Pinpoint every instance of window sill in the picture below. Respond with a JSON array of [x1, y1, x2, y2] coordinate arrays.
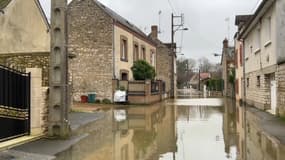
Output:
[[264, 41, 272, 48], [120, 58, 128, 62], [254, 48, 261, 54]]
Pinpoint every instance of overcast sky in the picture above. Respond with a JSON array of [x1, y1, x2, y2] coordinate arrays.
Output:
[[40, 0, 262, 63]]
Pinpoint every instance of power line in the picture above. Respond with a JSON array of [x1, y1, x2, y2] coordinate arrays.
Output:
[[168, 0, 177, 14]]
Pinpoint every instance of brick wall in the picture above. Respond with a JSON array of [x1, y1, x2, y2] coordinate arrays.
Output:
[[245, 71, 271, 110], [68, 0, 114, 101], [0, 53, 49, 86], [156, 44, 171, 97], [277, 63, 285, 116]]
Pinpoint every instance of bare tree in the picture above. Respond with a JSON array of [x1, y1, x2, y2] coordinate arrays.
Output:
[[177, 58, 196, 88], [198, 57, 213, 72]]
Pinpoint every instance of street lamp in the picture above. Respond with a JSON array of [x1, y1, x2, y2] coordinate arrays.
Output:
[[213, 53, 222, 57], [170, 13, 189, 98]]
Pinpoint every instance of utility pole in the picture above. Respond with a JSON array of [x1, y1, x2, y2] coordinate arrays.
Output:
[[198, 69, 200, 91], [171, 13, 188, 98], [48, 0, 70, 138], [170, 13, 175, 98]]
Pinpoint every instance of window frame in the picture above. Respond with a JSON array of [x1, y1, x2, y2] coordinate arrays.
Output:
[[141, 45, 146, 60], [133, 41, 139, 62], [120, 35, 128, 62]]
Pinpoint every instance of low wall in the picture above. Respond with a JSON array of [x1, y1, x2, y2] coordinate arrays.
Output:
[[113, 79, 163, 104]]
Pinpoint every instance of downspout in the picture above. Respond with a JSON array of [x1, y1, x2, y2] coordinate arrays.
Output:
[[242, 38, 247, 160], [112, 21, 116, 79]]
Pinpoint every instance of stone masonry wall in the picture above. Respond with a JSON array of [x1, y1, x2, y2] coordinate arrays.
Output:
[[277, 63, 285, 116], [156, 44, 171, 97], [0, 53, 49, 86], [245, 70, 271, 110], [68, 0, 114, 101]]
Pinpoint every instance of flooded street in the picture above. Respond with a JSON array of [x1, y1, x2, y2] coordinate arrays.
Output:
[[80, 98, 240, 160]]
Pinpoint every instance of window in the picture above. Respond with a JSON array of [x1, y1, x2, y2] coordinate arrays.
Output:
[[141, 46, 146, 60], [235, 49, 238, 67], [239, 43, 243, 66], [256, 28, 261, 50], [120, 36, 128, 61], [247, 78, 249, 88], [267, 17, 272, 42], [133, 43, 139, 62], [236, 79, 239, 94], [257, 76, 260, 87], [120, 70, 129, 80], [150, 50, 155, 67]]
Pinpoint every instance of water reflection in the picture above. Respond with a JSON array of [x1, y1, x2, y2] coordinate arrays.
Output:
[[113, 103, 176, 160], [235, 101, 285, 160], [80, 98, 285, 160]]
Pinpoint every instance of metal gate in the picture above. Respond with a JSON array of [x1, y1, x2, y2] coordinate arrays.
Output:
[[0, 65, 30, 142]]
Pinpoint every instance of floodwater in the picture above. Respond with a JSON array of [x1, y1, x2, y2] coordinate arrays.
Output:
[[64, 94, 285, 160], [80, 97, 239, 160]]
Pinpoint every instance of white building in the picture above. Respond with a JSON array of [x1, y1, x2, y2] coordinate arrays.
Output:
[[238, 0, 285, 116]]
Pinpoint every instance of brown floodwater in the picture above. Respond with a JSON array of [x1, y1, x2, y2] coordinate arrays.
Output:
[[80, 98, 240, 160]]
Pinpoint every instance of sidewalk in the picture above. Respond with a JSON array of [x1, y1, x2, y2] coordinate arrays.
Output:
[[0, 111, 108, 160], [247, 106, 285, 145], [72, 102, 113, 112]]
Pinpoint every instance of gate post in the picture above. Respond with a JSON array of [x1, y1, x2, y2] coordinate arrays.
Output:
[[48, 0, 70, 138]]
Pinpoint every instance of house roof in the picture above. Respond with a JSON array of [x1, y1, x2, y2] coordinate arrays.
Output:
[[93, 0, 156, 46], [190, 72, 211, 85], [235, 15, 253, 26], [200, 73, 211, 80], [0, 0, 50, 30], [239, 0, 275, 39], [0, 0, 11, 10], [35, 0, 50, 30]]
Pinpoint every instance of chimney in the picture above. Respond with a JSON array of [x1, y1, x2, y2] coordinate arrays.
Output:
[[151, 25, 158, 39], [223, 38, 229, 48]]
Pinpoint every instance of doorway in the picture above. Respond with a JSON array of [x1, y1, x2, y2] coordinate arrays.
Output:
[[270, 80, 277, 114]]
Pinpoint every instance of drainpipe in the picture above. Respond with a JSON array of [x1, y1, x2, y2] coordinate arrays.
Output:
[[112, 21, 116, 79], [242, 39, 247, 160]]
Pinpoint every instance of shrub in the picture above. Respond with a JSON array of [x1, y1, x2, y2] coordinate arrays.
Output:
[[95, 99, 101, 103], [102, 98, 112, 104], [118, 86, 126, 91], [131, 60, 156, 80]]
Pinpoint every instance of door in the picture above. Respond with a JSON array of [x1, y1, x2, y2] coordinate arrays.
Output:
[[270, 80, 277, 114]]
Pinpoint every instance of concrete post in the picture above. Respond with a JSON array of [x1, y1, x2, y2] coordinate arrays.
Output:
[[48, 0, 70, 138]]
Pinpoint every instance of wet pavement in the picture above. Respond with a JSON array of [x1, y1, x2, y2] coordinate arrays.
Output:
[[6, 96, 285, 160], [82, 98, 238, 160]]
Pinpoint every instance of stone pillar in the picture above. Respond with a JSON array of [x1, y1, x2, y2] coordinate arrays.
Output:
[[112, 79, 119, 101], [145, 80, 151, 104], [26, 68, 44, 135]]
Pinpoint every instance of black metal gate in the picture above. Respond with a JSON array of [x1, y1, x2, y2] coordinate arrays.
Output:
[[0, 65, 30, 142]]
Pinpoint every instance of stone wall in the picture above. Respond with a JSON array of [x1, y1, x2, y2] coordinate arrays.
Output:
[[156, 44, 171, 98], [277, 63, 285, 116], [68, 0, 114, 101], [245, 70, 271, 110], [0, 53, 49, 86]]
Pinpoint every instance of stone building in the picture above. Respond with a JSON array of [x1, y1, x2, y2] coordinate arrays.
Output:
[[221, 39, 235, 98], [0, 0, 50, 86], [238, 0, 285, 116], [234, 15, 253, 102], [0, 0, 50, 136], [68, 0, 157, 101], [149, 25, 176, 98]]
